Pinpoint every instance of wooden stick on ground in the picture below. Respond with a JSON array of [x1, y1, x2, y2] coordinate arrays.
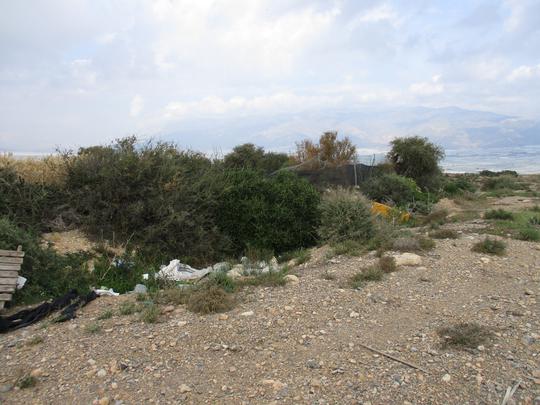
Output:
[[357, 342, 429, 374]]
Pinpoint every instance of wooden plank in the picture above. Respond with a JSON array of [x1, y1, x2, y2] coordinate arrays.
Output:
[[0, 277, 18, 285], [0, 270, 19, 277], [0, 257, 24, 264], [0, 293, 13, 301], [0, 285, 15, 293], [0, 249, 25, 257], [0, 264, 21, 271]]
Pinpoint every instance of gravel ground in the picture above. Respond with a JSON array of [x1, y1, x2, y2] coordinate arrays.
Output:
[[1, 229, 539, 404]]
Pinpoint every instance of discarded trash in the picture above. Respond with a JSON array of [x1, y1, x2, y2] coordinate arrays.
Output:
[[142, 273, 149, 280], [156, 259, 212, 281], [16, 276, 27, 290], [95, 287, 119, 297]]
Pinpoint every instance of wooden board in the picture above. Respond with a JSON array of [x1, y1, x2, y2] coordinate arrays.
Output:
[[0, 257, 24, 265], [0, 270, 19, 278], [0, 249, 25, 258], [0, 264, 21, 271], [0, 277, 18, 285], [0, 285, 15, 293], [0, 293, 13, 301]]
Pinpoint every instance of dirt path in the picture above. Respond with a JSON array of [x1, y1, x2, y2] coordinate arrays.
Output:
[[1, 230, 539, 404]]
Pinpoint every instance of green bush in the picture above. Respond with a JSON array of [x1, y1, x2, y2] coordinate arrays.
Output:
[[387, 136, 444, 191], [63, 137, 230, 266], [443, 175, 477, 195], [517, 228, 540, 241], [318, 188, 374, 244], [361, 174, 418, 206], [223, 143, 289, 174], [484, 209, 514, 220], [217, 169, 320, 254], [481, 176, 520, 191], [472, 238, 506, 255], [0, 218, 93, 304]]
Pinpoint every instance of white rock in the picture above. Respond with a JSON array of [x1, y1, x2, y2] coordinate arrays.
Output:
[[393, 253, 422, 266], [97, 369, 107, 378], [349, 311, 360, 318], [240, 311, 254, 317], [284, 274, 299, 284], [442, 373, 451, 382], [179, 384, 192, 393]]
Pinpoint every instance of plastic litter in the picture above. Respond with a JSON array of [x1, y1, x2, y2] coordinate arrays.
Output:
[[94, 287, 120, 297], [156, 259, 212, 281], [16, 276, 27, 290]]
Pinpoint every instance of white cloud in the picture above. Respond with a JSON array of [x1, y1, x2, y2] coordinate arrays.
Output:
[[357, 4, 399, 24], [130, 95, 144, 117], [409, 75, 444, 96], [507, 64, 540, 81]]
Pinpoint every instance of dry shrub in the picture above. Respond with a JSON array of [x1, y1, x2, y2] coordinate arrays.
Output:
[[429, 229, 459, 239], [438, 323, 493, 349], [186, 285, 235, 314], [472, 238, 506, 255], [379, 256, 397, 273], [0, 154, 66, 186]]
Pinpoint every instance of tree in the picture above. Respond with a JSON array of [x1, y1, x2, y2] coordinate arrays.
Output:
[[294, 131, 356, 167], [223, 143, 289, 174], [387, 136, 444, 190]]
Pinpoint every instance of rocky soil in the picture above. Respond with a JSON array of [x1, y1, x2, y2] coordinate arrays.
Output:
[[1, 225, 539, 404]]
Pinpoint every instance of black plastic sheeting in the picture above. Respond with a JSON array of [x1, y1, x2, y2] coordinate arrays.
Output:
[[0, 289, 97, 333]]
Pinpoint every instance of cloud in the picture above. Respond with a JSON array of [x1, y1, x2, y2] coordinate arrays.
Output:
[[130, 95, 144, 117], [409, 75, 444, 96], [507, 64, 540, 81]]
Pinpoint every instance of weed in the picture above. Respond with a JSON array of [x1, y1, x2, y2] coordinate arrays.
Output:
[[422, 209, 448, 226], [530, 205, 540, 213], [186, 285, 235, 314], [97, 310, 113, 320], [151, 287, 191, 306], [528, 215, 540, 226], [139, 303, 160, 323], [236, 270, 288, 288], [135, 293, 148, 302], [331, 239, 365, 256], [26, 336, 44, 346], [378, 256, 397, 273], [16, 375, 37, 389], [484, 209, 514, 220], [208, 271, 237, 293], [350, 267, 383, 289], [438, 322, 493, 349], [118, 301, 138, 316], [418, 236, 436, 250], [291, 248, 311, 265], [517, 228, 540, 241], [472, 238, 506, 255], [429, 229, 459, 239], [84, 322, 102, 334]]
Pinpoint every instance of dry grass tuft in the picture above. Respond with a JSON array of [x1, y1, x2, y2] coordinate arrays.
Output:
[[438, 322, 493, 349], [186, 285, 235, 314]]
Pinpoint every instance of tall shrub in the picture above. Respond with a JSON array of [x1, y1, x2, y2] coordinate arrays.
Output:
[[217, 170, 320, 254], [361, 174, 418, 206], [318, 188, 375, 243]]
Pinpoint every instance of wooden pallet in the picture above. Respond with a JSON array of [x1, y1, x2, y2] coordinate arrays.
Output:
[[0, 246, 24, 310]]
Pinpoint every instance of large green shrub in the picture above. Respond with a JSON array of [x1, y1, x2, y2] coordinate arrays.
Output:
[[217, 170, 320, 254], [63, 137, 230, 265], [387, 136, 444, 191], [318, 188, 374, 243], [361, 173, 418, 206]]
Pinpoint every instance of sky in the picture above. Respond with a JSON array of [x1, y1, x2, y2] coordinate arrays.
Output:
[[1, 0, 540, 153]]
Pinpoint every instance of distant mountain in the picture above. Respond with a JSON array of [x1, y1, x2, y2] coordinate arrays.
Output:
[[162, 106, 540, 154]]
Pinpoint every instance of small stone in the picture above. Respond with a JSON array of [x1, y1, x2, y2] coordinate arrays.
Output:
[[306, 359, 321, 369], [97, 369, 107, 378], [98, 398, 110, 405], [88, 359, 96, 366], [533, 370, 540, 378], [177, 321, 187, 327], [393, 253, 422, 266], [477, 345, 485, 351], [442, 374, 451, 382], [133, 284, 147, 294], [179, 384, 192, 393], [30, 368, 43, 378], [218, 314, 229, 321], [284, 306, 293, 311], [261, 379, 286, 391], [480, 257, 490, 264], [163, 305, 175, 313], [240, 311, 254, 317], [349, 311, 360, 318]]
